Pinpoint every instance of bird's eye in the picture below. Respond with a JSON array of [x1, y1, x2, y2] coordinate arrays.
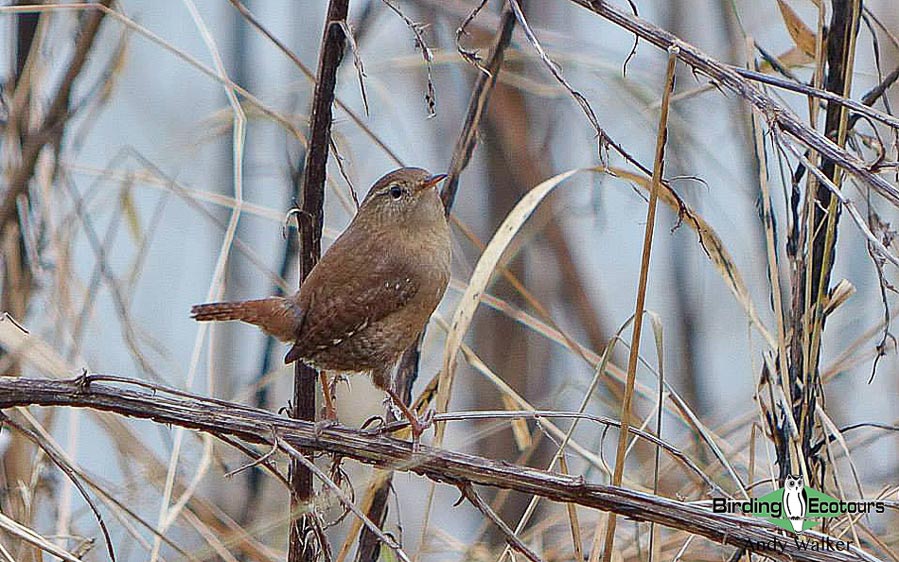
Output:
[[388, 185, 403, 199]]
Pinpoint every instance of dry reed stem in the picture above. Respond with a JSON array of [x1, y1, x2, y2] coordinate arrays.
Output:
[[598, 46, 678, 562]]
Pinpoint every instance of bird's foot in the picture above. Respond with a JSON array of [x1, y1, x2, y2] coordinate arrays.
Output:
[[407, 409, 434, 449], [319, 403, 339, 422], [385, 388, 432, 448], [381, 394, 404, 421], [319, 371, 338, 421]]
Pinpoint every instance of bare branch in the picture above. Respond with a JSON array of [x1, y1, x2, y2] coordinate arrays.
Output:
[[0, 376, 882, 562], [441, 6, 516, 212], [459, 483, 544, 562]]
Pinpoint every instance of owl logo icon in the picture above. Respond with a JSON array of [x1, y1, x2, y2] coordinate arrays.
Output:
[[783, 475, 808, 532]]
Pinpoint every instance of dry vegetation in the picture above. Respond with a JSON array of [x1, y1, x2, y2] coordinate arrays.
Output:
[[0, 0, 897, 561]]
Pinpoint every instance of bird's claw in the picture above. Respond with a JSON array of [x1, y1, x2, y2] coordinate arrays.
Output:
[[408, 409, 434, 449]]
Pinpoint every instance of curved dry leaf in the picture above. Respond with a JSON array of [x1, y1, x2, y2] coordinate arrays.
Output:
[[438, 168, 582, 431], [759, 46, 815, 73], [776, 0, 817, 56], [440, 165, 776, 431]]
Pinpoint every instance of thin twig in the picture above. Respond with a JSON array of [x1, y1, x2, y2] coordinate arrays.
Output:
[[279, 439, 410, 562], [459, 483, 543, 562], [731, 66, 899, 130], [336, 20, 370, 116], [0, 412, 117, 561], [506, 0, 602, 150], [455, 0, 492, 70], [380, 0, 437, 116], [569, 0, 899, 210], [226, 0, 403, 164], [442, 7, 516, 213]]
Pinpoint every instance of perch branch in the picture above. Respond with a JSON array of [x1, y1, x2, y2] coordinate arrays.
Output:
[[0, 376, 882, 562]]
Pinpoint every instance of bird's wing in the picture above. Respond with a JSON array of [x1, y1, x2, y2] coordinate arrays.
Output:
[[288, 239, 420, 360]]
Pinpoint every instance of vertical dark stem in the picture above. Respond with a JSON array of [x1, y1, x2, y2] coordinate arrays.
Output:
[[440, 9, 516, 214], [805, 0, 856, 305], [784, 0, 859, 484], [14, 1, 40, 84], [288, 1, 348, 561]]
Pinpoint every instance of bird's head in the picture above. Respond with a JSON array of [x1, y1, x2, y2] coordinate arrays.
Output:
[[357, 167, 448, 230]]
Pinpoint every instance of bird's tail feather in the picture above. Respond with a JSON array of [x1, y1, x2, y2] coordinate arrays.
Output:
[[190, 297, 301, 342]]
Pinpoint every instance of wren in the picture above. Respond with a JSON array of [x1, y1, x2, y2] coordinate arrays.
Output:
[[191, 167, 451, 439]]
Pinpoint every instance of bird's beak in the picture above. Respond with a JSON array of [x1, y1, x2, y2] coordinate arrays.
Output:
[[419, 173, 447, 191]]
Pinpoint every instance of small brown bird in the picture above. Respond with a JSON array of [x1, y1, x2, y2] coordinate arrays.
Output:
[[191, 167, 451, 438]]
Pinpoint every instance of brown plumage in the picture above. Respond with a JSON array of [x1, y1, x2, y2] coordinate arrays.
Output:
[[191, 167, 451, 436], [190, 298, 302, 342]]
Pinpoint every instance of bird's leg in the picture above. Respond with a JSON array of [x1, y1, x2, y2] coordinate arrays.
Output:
[[319, 371, 337, 421], [385, 388, 432, 445]]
